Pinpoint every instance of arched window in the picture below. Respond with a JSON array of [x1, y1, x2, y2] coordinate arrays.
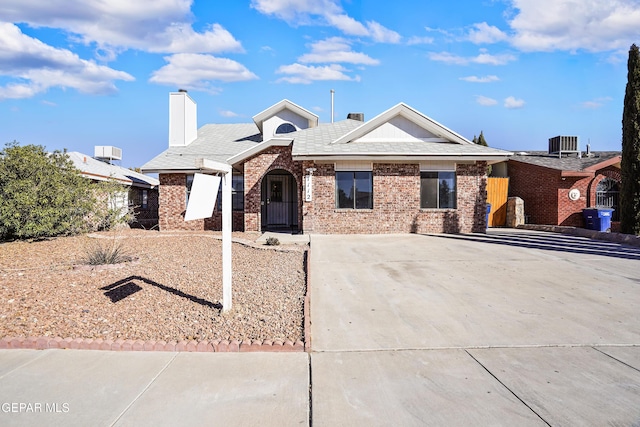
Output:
[[275, 123, 296, 134], [596, 177, 620, 220]]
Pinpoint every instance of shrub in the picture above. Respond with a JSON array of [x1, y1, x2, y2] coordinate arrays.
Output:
[[265, 236, 280, 246], [0, 143, 96, 240], [82, 241, 133, 265]]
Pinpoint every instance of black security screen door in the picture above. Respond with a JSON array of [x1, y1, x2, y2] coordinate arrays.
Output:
[[262, 170, 298, 230]]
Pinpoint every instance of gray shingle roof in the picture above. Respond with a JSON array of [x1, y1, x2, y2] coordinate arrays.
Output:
[[509, 151, 621, 171], [68, 152, 159, 188], [142, 123, 262, 171], [143, 115, 512, 172]]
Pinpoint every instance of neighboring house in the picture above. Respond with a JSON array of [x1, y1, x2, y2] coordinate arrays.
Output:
[[507, 136, 621, 226], [141, 91, 512, 234], [67, 147, 160, 228]]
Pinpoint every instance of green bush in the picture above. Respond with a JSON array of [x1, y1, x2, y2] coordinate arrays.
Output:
[[0, 142, 135, 241], [0, 143, 96, 240]]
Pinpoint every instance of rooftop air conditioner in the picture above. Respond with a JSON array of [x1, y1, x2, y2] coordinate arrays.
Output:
[[94, 146, 122, 161]]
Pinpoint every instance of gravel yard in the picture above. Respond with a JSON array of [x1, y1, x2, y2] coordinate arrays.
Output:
[[0, 230, 307, 344]]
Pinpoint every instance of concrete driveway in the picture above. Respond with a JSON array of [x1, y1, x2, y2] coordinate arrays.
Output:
[[310, 229, 640, 426]]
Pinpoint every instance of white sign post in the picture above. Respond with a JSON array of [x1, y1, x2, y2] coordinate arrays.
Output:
[[185, 159, 233, 312]]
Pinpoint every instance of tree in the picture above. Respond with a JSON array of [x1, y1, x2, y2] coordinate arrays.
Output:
[[477, 131, 488, 147], [621, 44, 640, 235], [0, 142, 98, 240]]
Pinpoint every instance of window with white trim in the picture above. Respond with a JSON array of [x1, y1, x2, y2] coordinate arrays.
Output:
[[420, 171, 456, 209], [336, 171, 373, 209]]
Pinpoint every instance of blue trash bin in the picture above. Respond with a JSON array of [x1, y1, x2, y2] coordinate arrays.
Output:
[[486, 203, 491, 228], [582, 208, 614, 232]]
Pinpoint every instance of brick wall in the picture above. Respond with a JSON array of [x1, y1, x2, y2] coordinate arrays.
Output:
[[302, 161, 488, 234], [508, 160, 622, 227], [243, 144, 303, 232], [158, 155, 490, 234], [158, 173, 243, 231], [508, 161, 560, 225]]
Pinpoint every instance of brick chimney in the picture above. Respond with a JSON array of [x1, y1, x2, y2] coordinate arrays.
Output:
[[169, 90, 197, 147]]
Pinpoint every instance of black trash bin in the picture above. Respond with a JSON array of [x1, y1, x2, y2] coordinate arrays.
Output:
[[582, 208, 614, 232]]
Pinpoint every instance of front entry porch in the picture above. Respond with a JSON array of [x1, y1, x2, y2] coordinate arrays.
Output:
[[261, 169, 299, 232]]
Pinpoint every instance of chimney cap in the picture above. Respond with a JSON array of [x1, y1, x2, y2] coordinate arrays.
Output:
[[178, 88, 188, 93], [347, 112, 364, 122]]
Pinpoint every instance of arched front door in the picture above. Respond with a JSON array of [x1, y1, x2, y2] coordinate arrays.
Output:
[[261, 170, 298, 231], [596, 177, 620, 221]]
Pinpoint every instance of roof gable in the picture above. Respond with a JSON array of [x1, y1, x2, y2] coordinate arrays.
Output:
[[252, 99, 319, 134], [331, 103, 472, 146]]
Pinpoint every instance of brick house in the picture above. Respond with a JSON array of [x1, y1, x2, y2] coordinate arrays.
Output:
[[141, 91, 511, 234], [507, 137, 621, 227]]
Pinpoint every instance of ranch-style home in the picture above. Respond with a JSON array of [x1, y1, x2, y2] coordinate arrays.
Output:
[[141, 91, 512, 234]]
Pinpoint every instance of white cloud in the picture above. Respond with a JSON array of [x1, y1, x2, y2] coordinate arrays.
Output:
[[504, 96, 525, 109], [428, 51, 516, 66], [407, 36, 434, 45], [276, 63, 359, 84], [467, 22, 508, 44], [475, 95, 498, 106], [580, 96, 613, 109], [460, 75, 500, 83], [366, 21, 401, 43], [0, 23, 133, 100], [507, 0, 640, 52], [326, 14, 369, 36], [251, 0, 400, 43], [0, 1, 243, 55], [298, 37, 379, 65], [149, 54, 258, 92], [219, 109, 239, 117]]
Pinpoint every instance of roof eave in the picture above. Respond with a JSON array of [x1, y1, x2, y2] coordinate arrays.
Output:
[[227, 137, 293, 165], [293, 153, 513, 162], [583, 155, 622, 172]]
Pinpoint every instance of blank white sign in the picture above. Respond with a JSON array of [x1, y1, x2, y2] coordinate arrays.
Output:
[[184, 173, 221, 221]]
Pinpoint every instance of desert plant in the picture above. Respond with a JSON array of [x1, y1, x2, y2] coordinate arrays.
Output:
[[82, 240, 133, 265], [265, 236, 280, 246]]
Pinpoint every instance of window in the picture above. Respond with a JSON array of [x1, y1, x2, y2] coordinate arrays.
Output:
[[275, 123, 296, 134], [420, 171, 456, 209], [186, 174, 194, 206], [215, 173, 244, 211], [336, 171, 373, 209]]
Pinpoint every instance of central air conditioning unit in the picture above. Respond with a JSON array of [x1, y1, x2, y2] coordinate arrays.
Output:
[[548, 136, 580, 158], [94, 146, 123, 162]]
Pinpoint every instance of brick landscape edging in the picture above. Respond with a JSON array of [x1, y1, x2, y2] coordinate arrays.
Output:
[[1, 233, 311, 354], [0, 337, 305, 352]]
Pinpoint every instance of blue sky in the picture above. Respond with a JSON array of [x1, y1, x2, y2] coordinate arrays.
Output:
[[1, 0, 638, 168]]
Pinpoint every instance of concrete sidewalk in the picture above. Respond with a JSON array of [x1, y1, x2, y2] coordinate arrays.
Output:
[[0, 350, 309, 426]]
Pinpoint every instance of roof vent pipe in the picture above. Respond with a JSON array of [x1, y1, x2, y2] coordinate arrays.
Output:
[[330, 89, 335, 123]]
